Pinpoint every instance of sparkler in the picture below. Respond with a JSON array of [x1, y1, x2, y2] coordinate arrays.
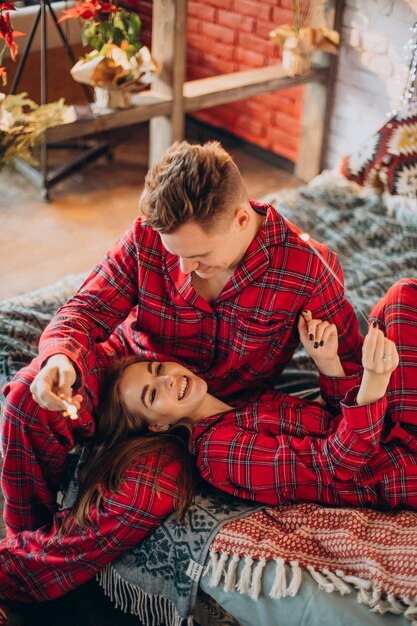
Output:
[[62, 399, 78, 420], [299, 232, 369, 327]]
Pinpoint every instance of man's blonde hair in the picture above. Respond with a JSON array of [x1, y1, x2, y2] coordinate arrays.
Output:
[[140, 140, 247, 233]]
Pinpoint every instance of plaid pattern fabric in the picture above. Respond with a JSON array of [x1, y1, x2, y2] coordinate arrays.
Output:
[[37, 203, 362, 401], [0, 202, 363, 602], [0, 456, 182, 603], [193, 280, 417, 510]]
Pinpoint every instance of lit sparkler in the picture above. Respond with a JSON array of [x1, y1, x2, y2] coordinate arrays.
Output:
[[299, 232, 369, 326], [62, 399, 78, 420]]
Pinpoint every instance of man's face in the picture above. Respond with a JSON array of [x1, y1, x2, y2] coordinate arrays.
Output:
[[160, 211, 248, 279]]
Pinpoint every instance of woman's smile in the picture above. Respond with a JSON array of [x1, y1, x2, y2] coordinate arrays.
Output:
[[179, 375, 191, 400], [119, 361, 207, 426]]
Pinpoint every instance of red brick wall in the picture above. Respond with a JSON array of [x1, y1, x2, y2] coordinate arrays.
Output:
[[140, 1, 303, 163]]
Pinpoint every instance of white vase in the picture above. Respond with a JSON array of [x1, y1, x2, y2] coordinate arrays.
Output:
[[93, 86, 133, 110], [282, 37, 313, 77]]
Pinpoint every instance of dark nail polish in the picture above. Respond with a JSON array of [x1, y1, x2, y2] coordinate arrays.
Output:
[[372, 321, 378, 328], [320, 340, 324, 347], [303, 310, 309, 314], [314, 342, 319, 349], [309, 334, 314, 341]]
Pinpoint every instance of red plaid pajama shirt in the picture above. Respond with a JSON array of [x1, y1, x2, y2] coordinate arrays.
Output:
[[1, 203, 364, 602], [194, 278, 417, 510]]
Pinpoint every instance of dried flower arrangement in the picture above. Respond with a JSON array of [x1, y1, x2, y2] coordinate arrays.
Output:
[[269, 0, 339, 76]]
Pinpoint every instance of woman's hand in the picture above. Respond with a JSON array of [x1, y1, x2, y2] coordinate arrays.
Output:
[[30, 354, 82, 413], [361, 323, 399, 375], [298, 310, 345, 377], [356, 324, 399, 405]]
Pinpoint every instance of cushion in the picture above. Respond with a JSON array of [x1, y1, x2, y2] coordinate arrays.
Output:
[[340, 100, 417, 197]]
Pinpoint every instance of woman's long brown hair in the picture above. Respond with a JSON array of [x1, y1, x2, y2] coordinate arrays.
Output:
[[68, 357, 197, 528]]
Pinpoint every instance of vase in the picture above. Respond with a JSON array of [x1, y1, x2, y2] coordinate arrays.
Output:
[[282, 37, 313, 77], [93, 86, 133, 110]]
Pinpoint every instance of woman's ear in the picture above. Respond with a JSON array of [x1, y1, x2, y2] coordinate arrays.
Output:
[[148, 423, 170, 433]]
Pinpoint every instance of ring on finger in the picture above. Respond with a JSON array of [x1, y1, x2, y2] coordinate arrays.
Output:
[[382, 354, 392, 362]]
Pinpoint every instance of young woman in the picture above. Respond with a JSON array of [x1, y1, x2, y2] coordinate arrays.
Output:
[[0, 278, 415, 623]]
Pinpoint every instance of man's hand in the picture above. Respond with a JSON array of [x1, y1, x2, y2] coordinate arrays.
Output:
[[356, 324, 398, 405], [30, 354, 82, 412], [298, 310, 345, 377]]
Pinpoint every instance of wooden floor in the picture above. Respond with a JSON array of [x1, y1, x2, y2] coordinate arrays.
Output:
[[0, 123, 300, 301]]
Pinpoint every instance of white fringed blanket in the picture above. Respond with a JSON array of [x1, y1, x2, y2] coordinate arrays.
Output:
[[208, 504, 417, 624]]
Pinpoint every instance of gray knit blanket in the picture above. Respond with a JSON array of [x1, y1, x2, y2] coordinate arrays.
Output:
[[96, 487, 262, 626]]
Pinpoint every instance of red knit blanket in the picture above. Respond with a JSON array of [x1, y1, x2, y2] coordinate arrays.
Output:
[[209, 504, 417, 622]]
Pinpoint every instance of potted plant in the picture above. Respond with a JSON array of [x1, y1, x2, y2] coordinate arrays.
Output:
[[0, 92, 70, 167], [59, 0, 157, 109], [1, 2, 70, 168], [269, 0, 339, 77]]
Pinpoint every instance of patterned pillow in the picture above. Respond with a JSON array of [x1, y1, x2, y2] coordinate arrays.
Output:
[[340, 100, 417, 197]]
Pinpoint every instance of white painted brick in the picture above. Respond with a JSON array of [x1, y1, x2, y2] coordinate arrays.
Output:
[[348, 26, 362, 49], [360, 31, 388, 54], [371, 16, 411, 54], [360, 52, 393, 77], [364, 0, 395, 17], [325, 150, 343, 169], [391, 1, 417, 24], [345, 0, 362, 10], [340, 64, 387, 96], [343, 7, 371, 30], [385, 76, 408, 101], [324, 0, 415, 166]]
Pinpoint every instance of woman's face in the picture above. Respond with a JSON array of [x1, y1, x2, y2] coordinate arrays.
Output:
[[119, 361, 208, 429]]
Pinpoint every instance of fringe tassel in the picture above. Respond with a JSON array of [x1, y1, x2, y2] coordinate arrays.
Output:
[[385, 594, 405, 614], [368, 588, 382, 609], [224, 554, 240, 592], [205, 554, 417, 626], [358, 587, 374, 606], [321, 568, 351, 596], [207, 550, 217, 578], [335, 569, 371, 590], [249, 557, 267, 600], [208, 552, 229, 588], [269, 557, 287, 599], [204, 550, 215, 577], [287, 561, 302, 597], [236, 555, 253, 594], [97, 565, 183, 626], [306, 566, 335, 593], [404, 600, 417, 619], [370, 598, 398, 615]]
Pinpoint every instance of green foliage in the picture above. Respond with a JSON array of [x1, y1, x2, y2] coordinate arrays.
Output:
[[82, 7, 142, 57]]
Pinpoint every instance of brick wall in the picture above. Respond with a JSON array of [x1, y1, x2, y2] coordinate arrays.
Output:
[[140, 0, 304, 163], [325, 0, 417, 168]]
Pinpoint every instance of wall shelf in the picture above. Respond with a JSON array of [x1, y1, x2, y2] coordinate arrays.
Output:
[[46, 66, 327, 143], [46, 91, 172, 143], [184, 65, 327, 112], [42, 0, 343, 193]]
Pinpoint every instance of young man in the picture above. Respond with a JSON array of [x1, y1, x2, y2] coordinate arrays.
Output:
[[0, 141, 362, 605]]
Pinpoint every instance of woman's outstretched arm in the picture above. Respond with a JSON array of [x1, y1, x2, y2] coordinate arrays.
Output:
[[0, 455, 181, 604]]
